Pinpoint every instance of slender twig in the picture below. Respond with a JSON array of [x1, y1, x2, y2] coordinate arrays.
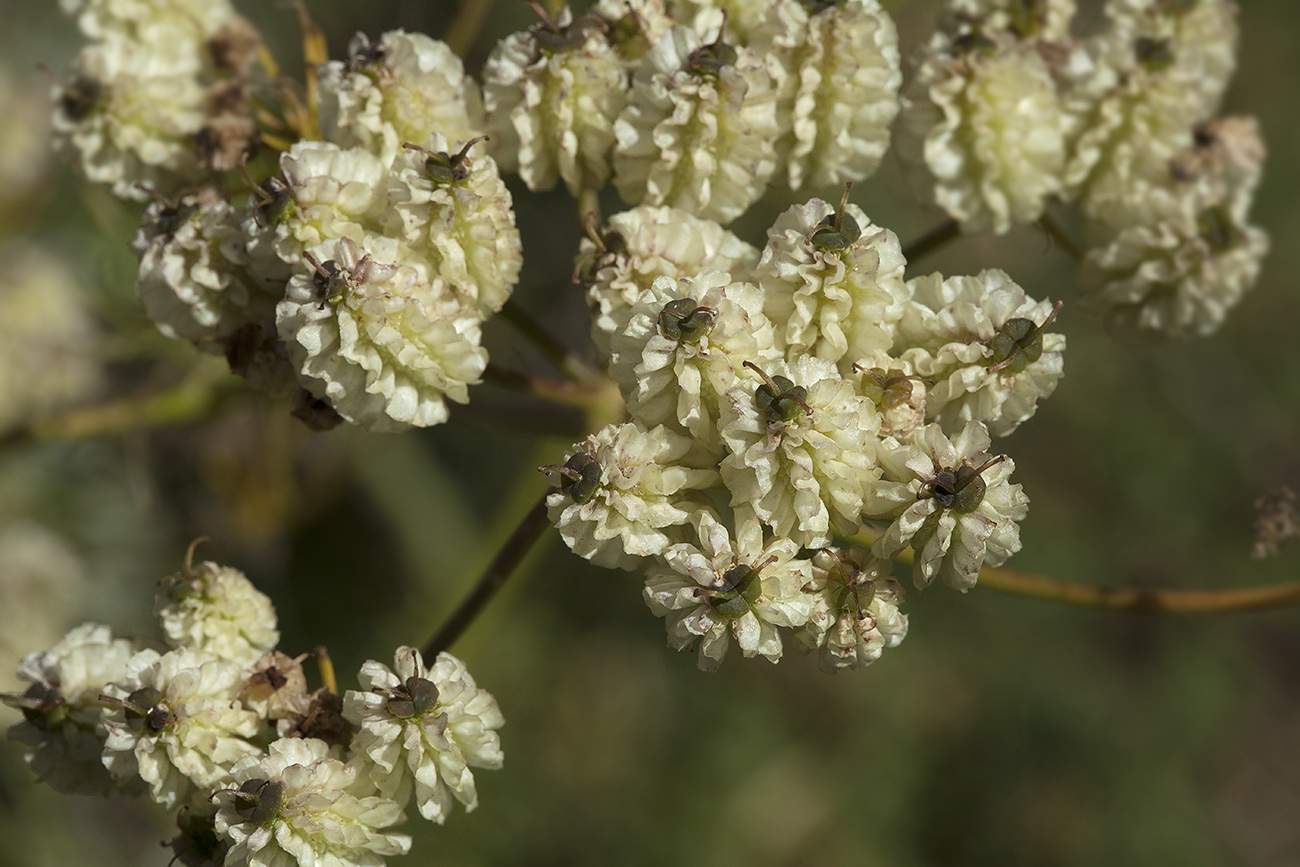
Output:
[[1036, 213, 1084, 262], [481, 363, 621, 412], [901, 219, 961, 265], [977, 564, 1300, 614], [850, 525, 1300, 615], [0, 370, 231, 448], [499, 299, 598, 382], [421, 491, 554, 664], [442, 0, 497, 58]]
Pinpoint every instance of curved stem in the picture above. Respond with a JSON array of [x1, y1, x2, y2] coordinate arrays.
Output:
[[1, 369, 232, 448], [850, 525, 1300, 615], [901, 219, 960, 265], [443, 0, 497, 58], [977, 564, 1300, 614], [1036, 213, 1084, 262], [499, 299, 597, 383], [421, 491, 554, 664]]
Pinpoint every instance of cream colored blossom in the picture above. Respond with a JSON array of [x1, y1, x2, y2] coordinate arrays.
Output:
[[216, 738, 411, 867], [609, 272, 778, 449], [135, 194, 286, 348], [751, 197, 907, 363], [0, 246, 102, 431], [593, 0, 675, 61], [752, 0, 901, 190], [895, 269, 1064, 438], [644, 511, 814, 671], [344, 648, 503, 824], [791, 549, 907, 673], [866, 421, 1028, 591], [101, 647, 263, 808], [61, 0, 241, 43], [941, 0, 1077, 40], [0, 523, 85, 697], [718, 356, 880, 549], [317, 30, 484, 163], [545, 422, 720, 570], [667, 0, 768, 42], [580, 206, 759, 358], [239, 652, 310, 723], [386, 135, 523, 315], [1077, 209, 1267, 341], [155, 559, 279, 669], [848, 353, 928, 439], [6, 623, 137, 796], [898, 36, 1067, 234], [273, 142, 390, 261], [0, 69, 52, 216], [277, 237, 487, 432], [53, 39, 206, 201], [612, 25, 779, 223], [484, 10, 626, 195], [1065, 1, 1238, 209]]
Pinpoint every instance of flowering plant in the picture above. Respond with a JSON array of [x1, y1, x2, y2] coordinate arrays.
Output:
[[0, 0, 1296, 864]]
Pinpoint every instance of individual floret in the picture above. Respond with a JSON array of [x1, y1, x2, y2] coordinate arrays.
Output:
[[848, 354, 929, 439], [612, 25, 779, 223], [344, 648, 504, 824], [155, 557, 280, 669], [101, 647, 263, 809], [387, 134, 523, 315], [317, 30, 485, 163], [790, 548, 908, 673], [609, 271, 779, 450], [543, 422, 720, 570], [271, 141, 390, 262], [893, 269, 1064, 438], [1077, 206, 1267, 340], [484, 5, 627, 195], [215, 738, 411, 867], [4, 623, 137, 796], [277, 237, 487, 432], [579, 205, 760, 358], [53, 39, 207, 201], [718, 357, 880, 549], [644, 511, 814, 671], [0, 245, 102, 431], [897, 32, 1067, 234], [751, 0, 901, 191], [751, 195, 907, 363], [135, 194, 286, 347], [865, 420, 1028, 591]]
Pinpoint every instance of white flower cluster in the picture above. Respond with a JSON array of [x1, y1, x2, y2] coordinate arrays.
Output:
[[483, 0, 901, 217], [0, 245, 102, 431], [561, 194, 1054, 672], [897, 0, 1267, 339], [53, 0, 262, 201], [55, 4, 523, 432], [3, 556, 503, 867]]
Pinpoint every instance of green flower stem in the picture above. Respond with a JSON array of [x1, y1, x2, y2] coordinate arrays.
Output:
[[421, 491, 554, 664], [499, 299, 600, 383], [849, 525, 1300, 613], [6, 366, 233, 446], [1036, 213, 1084, 262], [443, 0, 498, 58], [976, 565, 1300, 614], [481, 363, 625, 429], [901, 218, 960, 265]]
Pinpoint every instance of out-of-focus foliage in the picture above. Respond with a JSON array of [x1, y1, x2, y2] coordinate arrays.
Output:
[[1, 1, 1299, 866]]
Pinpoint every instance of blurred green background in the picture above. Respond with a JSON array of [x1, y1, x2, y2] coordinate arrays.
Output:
[[1, 1, 1298, 865]]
